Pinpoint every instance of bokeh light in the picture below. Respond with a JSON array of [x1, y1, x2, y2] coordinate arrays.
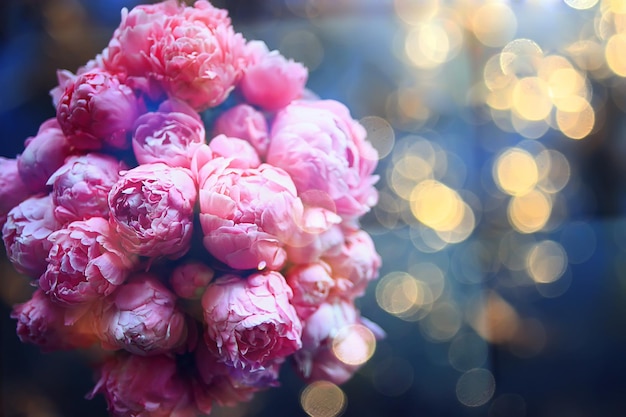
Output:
[[300, 381, 346, 417]]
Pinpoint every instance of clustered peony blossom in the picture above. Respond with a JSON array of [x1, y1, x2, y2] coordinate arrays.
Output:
[[2, 1, 383, 416]]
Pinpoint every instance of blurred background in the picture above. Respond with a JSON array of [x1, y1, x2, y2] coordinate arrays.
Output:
[[3, 0, 626, 416]]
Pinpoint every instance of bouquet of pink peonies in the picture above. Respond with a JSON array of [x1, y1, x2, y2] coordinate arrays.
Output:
[[1, 1, 383, 416]]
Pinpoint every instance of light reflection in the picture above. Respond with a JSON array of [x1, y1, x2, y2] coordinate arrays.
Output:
[[494, 148, 539, 196], [456, 368, 496, 407], [526, 240, 568, 284], [508, 189, 552, 233], [471, 3, 517, 48], [300, 381, 346, 417], [419, 301, 462, 342]]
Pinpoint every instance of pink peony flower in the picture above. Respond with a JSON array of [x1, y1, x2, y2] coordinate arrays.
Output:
[[0, 157, 33, 226], [132, 99, 206, 168], [293, 299, 385, 384], [240, 40, 308, 111], [2, 195, 60, 278], [286, 223, 344, 265], [208, 134, 260, 169], [98, 273, 188, 355], [89, 353, 196, 417], [56, 68, 145, 150], [170, 261, 215, 299], [201, 272, 302, 370], [158, 14, 248, 110], [103, 0, 247, 111], [47, 153, 125, 224], [17, 118, 73, 193], [40, 217, 133, 305], [267, 100, 379, 220], [324, 229, 382, 300], [212, 104, 270, 158], [189, 144, 214, 186], [11, 289, 98, 351], [197, 158, 303, 270], [285, 262, 335, 320], [108, 163, 197, 259], [100, 0, 183, 96]]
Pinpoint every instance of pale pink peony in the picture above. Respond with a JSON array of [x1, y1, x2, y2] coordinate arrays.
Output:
[[0, 158, 34, 226], [212, 104, 270, 158], [11, 289, 98, 351], [324, 229, 381, 300], [267, 100, 379, 220], [103, 0, 247, 110], [285, 262, 335, 320], [193, 339, 281, 414], [47, 153, 125, 224], [56, 68, 144, 150], [17, 118, 73, 193], [208, 134, 260, 169], [240, 40, 308, 111], [2, 195, 60, 278], [40, 217, 134, 305], [132, 99, 206, 168], [293, 299, 385, 384], [197, 158, 303, 270], [286, 223, 344, 265], [98, 273, 188, 356], [201, 272, 302, 370], [108, 163, 197, 259], [189, 144, 217, 191], [89, 353, 196, 417], [170, 261, 215, 299]]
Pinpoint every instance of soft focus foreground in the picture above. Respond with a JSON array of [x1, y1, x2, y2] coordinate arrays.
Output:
[[3, 0, 626, 417]]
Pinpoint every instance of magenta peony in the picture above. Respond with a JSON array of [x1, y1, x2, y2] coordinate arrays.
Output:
[[98, 273, 188, 355], [170, 261, 215, 299], [11, 289, 98, 351], [2, 195, 60, 278], [17, 118, 73, 193], [89, 353, 196, 417], [56, 68, 144, 150], [267, 99, 379, 221], [132, 100, 206, 168], [197, 158, 303, 270], [0, 158, 32, 226], [201, 272, 302, 370], [240, 41, 308, 111], [47, 153, 125, 224], [40, 217, 134, 305], [212, 104, 270, 158], [108, 163, 197, 259]]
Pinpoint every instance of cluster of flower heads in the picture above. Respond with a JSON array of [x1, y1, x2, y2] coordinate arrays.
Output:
[[1, 1, 383, 416]]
